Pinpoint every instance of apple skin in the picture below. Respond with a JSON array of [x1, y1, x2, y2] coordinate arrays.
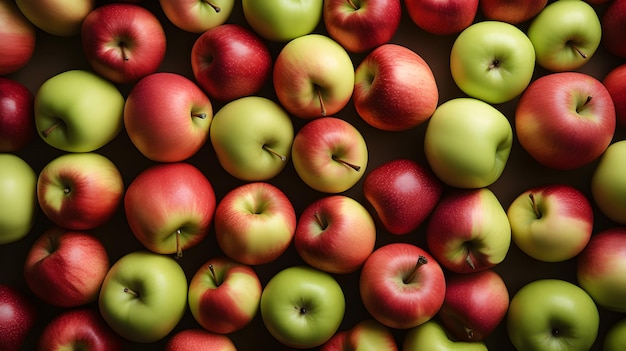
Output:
[[353, 43, 439, 131], [515, 71, 616, 170], [0, 77, 35, 152], [405, 0, 479, 36], [242, 0, 323, 42], [0, 153, 38, 245], [360, 243, 446, 329], [36, 152, 124, 231], [591, 140, 626, 225], [577, 227, 626, 312], [0, 285, 37, 351], [362, 158, 443, 235], [188, 256, 262, 334], [320, 319, 398, 351], [322, 0, 402, 53], [124, 72, 213, 162], [601, 0, 626, 59], [23, 228, 110, 308], [165, 329, 237, 351], [191, 23, 272, 102], [81, 3, 167, 84], [604, 318, 626, 351], [603, 63, 626, 128], [294, 194, 376, 274], [479, 0, 547, 24], [402, 319, 488, 350], [15, 0, 94, 36], [160, 0, 234, 33], [0, 0, 35, 75]]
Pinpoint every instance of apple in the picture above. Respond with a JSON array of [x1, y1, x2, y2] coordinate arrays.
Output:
[[188, 256, 262, 334], [294, 194, 376, 274], [0, 77, 35, 152], [507, 279, 600, 351], [360, 243, 446, 329], [210, 96, 294, 181], [260, 265, 346, 348], [423, 97, 513, 189], [603, 63, 626, 128], [81, 3, 167, 84], [515, 71, 616, 170], [602, 0, 626, 59], [479, 0, 547, 24], [405, 0, 479, 35], [37, 152, 124, 231], [191, 23, 272, 102], [353, 43, 439, 131], [403, 319, 488, 350], [292, 117, 368, 193], [527, 0, 602, 72], [322, 0, 402, 53], [15, 0, 94, 36], [124, 162, 216, 258], [0, 0, 35, 75], [426, 188, 512, 274], [165, 329, 237, 351], [273, 34, 355, 119], [577, 227, 626, 312], [160, 0, 234, 33], [320, 319, 398, 351], [604, 318, 626, 351], [450, 20, 535, 104], [99, 251, 188, 343], [0, 285, 37, 351], [507, 184, 594, 262], [34, 69, 125, 153], [124, 72, 213, 162], [591, 140, 626, 225], [362, 158, 443, 235], [242, 0, 323, 42], [24, 228, 110, 308], [214, 182, 296, 265], [438, 269, 509, 342], [0, 153, 37, 245]]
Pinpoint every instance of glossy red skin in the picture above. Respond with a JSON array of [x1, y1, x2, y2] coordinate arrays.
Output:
[[603, 63, 626, 128], [405, 0, 479, 35], [0, 285, 37, 351], [602, 0, 626, 58], [479, 0, 547, 24], [0, 77, 35, 152], [0, 0, 36, 75], [165, 329, 237, 351]]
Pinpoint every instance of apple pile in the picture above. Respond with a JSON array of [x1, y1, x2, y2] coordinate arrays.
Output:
[[2, 0, 626, 350]]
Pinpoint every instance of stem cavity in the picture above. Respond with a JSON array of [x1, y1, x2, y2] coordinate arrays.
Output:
[[529, 193, 542, 219], [404, 255, 429, 283]]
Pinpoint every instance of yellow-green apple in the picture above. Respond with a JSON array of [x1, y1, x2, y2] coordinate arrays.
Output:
[[423, 98, 513, 189], [402, 320, 488, 351], [260, 265, 346, 348], [242, 0, 323, 42], [362, 159, 442, 235], [81, 3, 166, 84], [292, 117, 368, 193], [15, 0, 94, 36], [34, 70, 125, 153], [515, 72, 616, 170], [165, 329, 237, 351], [360, 243, 446, 329], [0, 153, 37, 245], [0, 285, 37, 351], [353, 43, 439, 131], [603, 63, 626, 128], [507, 184, 594, 262], [450, 21, 535, 104], [124, 72, 212, 162], [23, 228, 110, 308], [438, 270, 509, 342], [124, 162, 216, 258], [273, 34, 354, 119], [188, 256, 262, 334], [604, 318, 626, 351], [577, 227, 626, 312], [479, 0, 547, 24], [426, 188, 511, 273], [159, 0, 234, 33], [98, 251, 188, 343], [0, 77, 35, 152], [191, 23, 272, 102], [322, 0, 401, 53], [294, 194, 376, 274], [602, 0, 626, 59], [0, 0, 35, 75], [36, 152, 124, 231], [214, 182, 296, 265], [591, 140, 626, 225], [404, 0, 479, 35], [320, 319, 398, 351], [527, 0, 602, 71], [210, 96, 294, 181], [507, 279, 600, 351]]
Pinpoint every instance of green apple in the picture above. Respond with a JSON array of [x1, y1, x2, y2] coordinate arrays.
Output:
[[423, 97, 513, 189], [604, 318, 626, 351], [34, 69, 125, 153], [15, 0, 94, 36], [402, 320, 488, 351], [450, 20, 535, 104], [98, 251, 188, 343], [591, 140, 626, 225], [0, 153, 37, 244], [260, 265, 345, 349], [242, 0, 323, 42], [507, 279, 600, 351]]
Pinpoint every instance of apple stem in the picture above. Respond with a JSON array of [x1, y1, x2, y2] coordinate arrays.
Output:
[[576, 96, 593, 113], [208, 263, 220, 286], [175, 229, 183, 259], [488, 59, 500, 70], [404, 255, 428, 283], [123, 287, 139, 297], [465, 253, 476, 270], [332, 156, 361, 171], [192, 112, 207, 119], [466, 327, 475, 340], [528, 193, 542, 219], [40, 122, 62, 138], [568, 41, 587, 59], [119, 43, 129, 61], [203, 0, 221, 12], [316, 85, 327, 117], [294, 306, 308, 315], [346, 0, 359, 10], [313, 212, 328, 230], [262, 145, 287, 161]]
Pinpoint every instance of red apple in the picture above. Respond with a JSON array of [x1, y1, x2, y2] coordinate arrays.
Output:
[[0, 285, 37, 351], [0, 77, 35, 152], [0, 0, 35, 75], [603, 63, 626, 128], [320, 319, 398, 351], [479, 0, 548, 24], [405, 0, 479, 35], [602, 0, 626, 59], [165, 329, 237, 351]]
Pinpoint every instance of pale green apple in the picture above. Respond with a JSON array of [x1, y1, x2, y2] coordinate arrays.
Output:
[[604, 318, 626, 351], [34, 69, 125, 153], [423, 98, 513, 189], [402, 320, 488, 351], [0, 153, 37, 244], [591, 140, 626, 225], [15, 0, 94, 36], [242, 0, 323, 42]]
